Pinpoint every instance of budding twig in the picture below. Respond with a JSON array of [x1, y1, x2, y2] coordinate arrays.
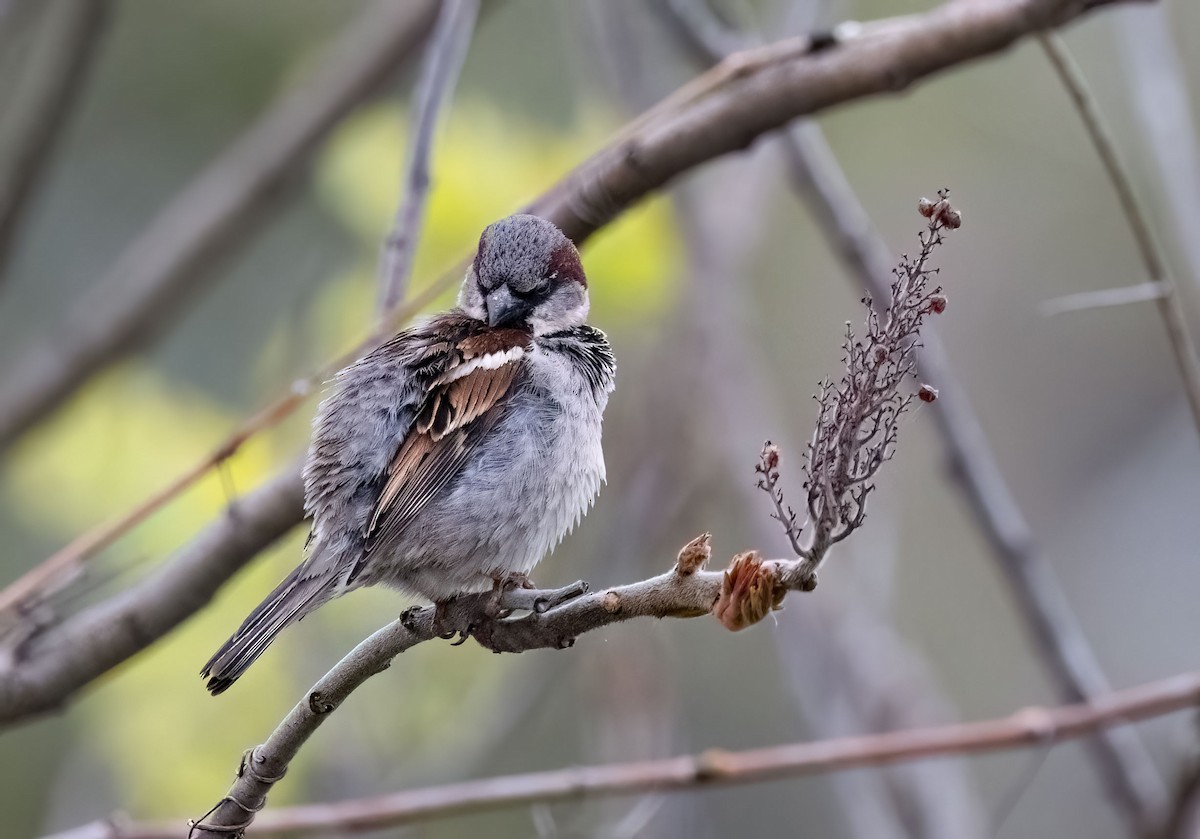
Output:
[[759, 193, 958, 579]]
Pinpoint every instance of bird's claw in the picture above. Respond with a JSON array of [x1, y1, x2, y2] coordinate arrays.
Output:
[[498, 579, 590, 614]]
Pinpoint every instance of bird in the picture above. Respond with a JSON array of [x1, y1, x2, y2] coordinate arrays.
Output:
[[202, 214, 615, 694]]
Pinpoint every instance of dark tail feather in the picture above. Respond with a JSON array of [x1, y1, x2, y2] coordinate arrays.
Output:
[[202, 566, 333, 695]]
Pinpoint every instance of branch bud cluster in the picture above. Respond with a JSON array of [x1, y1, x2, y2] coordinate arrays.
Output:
[[742, 190, 960, 605]]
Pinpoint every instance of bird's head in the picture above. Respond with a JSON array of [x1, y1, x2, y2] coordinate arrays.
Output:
[[459, 214, 589, 335]]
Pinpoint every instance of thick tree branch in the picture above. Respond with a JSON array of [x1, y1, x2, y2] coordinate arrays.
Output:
[[376, 0, 478, 316], [181, 545, 842, 837], [0, 0, 441, 450], [0, 0, 1138, 729], [56, 670, 1200, 838], [0, 0, 110, 286]]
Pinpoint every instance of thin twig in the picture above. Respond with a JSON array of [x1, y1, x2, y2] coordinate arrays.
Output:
[[54, 671, 1200, 838], [0, 0, 110, 286], [1039, 281, 1166, 316], [1038, 32, 1200, 437], [0, 0, 442, 450], [377, 0, 478, 316], [0, 0, 1139, 728], [183, 546, 801, 837]]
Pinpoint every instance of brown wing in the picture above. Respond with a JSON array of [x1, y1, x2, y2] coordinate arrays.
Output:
[[353, 328, 531, 577]]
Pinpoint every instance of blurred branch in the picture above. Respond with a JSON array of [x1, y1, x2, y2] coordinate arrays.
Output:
[[1039, 281, 1165, 316], [531, 0, 1122, 241], [0, 465, 304, 725], [0, 0, 1137, 728], [376, 0, 478, 316], [655, 5, 1167, 827], [0, 0, 110, 286], [0, 0, 442, 450], [1159, 744, 1200, 839], [56, 671, 1200, 838], [1038, 32, 1200, 437], [1114, 5, 1200, 294]]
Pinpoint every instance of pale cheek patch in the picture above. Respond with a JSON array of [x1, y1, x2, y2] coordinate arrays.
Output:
[[530, 289, 589, 336], [436, 347, 525, 385]]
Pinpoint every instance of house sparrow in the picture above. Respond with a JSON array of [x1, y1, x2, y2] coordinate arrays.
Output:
[[202, 214, 615, 694]]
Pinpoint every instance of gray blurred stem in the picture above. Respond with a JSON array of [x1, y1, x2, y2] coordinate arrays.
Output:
[[376, 0, 479, 316], [1038, 32, 1200, 440], [0, 0, 110, 287], [0, 0, 441, 451], [655, 0, 1168, 828], [1113, 5, 1200, 294]]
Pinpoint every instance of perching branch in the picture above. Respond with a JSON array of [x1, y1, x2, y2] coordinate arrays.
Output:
[[58, 669, 1200, 838], [376, 0, 479, 316], [185, 538, 798, 837], [0, 0, 1139, 728], [0, 0, 110, 286], [1038, 32, 1200, 439], [0, 0, 442, 450]]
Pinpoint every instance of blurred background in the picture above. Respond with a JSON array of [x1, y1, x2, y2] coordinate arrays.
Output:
[[1, 0, 1199, 836]]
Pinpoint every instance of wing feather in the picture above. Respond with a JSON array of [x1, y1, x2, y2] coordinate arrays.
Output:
[[352, 327, 531, 580]]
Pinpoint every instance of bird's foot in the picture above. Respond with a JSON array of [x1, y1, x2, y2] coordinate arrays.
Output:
[[498, 579, 590, 614], [432, 599, 464, 640]]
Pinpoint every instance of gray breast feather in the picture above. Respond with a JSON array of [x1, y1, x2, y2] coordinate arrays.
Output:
[[302, 322, 615, 602]]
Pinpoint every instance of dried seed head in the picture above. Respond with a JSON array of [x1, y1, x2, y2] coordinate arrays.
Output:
[[928, 294, 947, 314], [918, 384, 939, 403], [941, 207, 963, 229], [918, 197, 936, 218], [874, 345, 889, 362]]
